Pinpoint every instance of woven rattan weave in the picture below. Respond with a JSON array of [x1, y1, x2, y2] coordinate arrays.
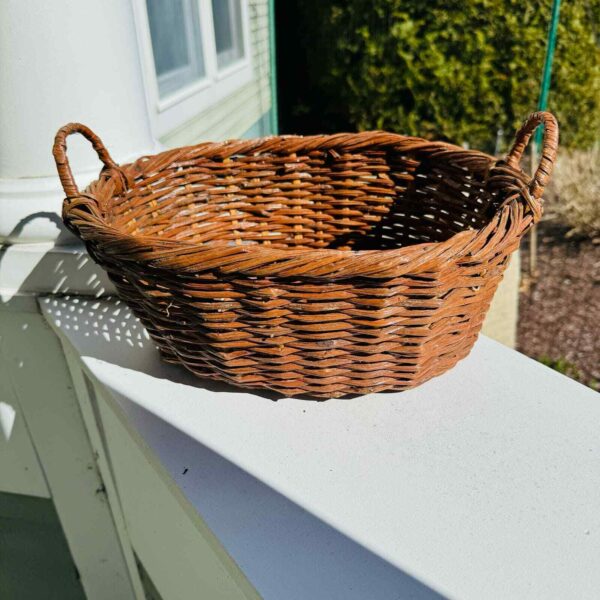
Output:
[[54, 112, 558, 398]]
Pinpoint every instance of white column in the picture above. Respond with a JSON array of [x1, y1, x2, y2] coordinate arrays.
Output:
[[0, 0, 157, 244], [0, 2, 156, 597]]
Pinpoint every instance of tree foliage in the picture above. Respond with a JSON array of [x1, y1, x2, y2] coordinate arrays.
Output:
[[289, 0, 600, 150]]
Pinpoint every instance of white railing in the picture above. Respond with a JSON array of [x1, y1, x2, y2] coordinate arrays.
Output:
[[36, 294, 600, 600]]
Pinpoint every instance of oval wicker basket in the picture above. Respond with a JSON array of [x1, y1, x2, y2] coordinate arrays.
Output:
[[53, 112, 558, 398]]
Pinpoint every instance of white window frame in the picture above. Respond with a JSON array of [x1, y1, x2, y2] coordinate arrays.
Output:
[[132, 0, 252, 138]]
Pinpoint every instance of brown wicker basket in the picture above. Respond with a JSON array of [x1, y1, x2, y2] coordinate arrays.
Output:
[[53, 112, 558, 398]]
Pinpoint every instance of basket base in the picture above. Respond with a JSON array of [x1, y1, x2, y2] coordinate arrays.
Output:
[[152, 333, 479, 400]]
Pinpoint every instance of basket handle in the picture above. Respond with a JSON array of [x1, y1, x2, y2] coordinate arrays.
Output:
[[505, 111, 559, 198], [53, 123, 123, 198]]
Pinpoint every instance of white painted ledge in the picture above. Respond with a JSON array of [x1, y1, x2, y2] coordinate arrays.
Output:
[[41, 296, 600, 600]]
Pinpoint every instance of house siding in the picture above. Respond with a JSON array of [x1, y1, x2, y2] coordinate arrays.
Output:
[[161, 0, 273, 146]]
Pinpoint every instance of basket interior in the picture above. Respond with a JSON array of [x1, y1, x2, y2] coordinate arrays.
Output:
[[111, 148, 499, 251]]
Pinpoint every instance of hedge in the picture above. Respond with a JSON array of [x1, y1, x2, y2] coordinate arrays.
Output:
[[283, 0, 600, 151]]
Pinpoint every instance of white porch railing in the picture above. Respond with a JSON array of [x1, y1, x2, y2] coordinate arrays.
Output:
[[37, 295, 600, 600]]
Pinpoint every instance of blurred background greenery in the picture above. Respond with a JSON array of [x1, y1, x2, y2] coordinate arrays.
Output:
[[276, 0, 599, 152], [276, 1, 600, 389]]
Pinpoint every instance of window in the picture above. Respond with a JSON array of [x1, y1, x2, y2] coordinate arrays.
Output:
[[212, 0, 244, 69], [146, 0, 205, 98], [134, 0, 252, 137]]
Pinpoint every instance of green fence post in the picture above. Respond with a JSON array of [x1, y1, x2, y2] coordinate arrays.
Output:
[[268, 0, 279, 135], [535, 0, 561, 148], [529, 0, 561, 277]]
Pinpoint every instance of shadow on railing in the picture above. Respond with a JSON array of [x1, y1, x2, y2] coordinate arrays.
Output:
[[0, 214, 112, 306], [40, 296, 281, 398], [41, 295, 451, 597], [105, 386, 449, 600]]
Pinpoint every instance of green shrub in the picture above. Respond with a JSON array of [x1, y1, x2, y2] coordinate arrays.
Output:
[[538, 355, 600, 391], [293, 0, 600, 150], [539, 355, 581, 379]]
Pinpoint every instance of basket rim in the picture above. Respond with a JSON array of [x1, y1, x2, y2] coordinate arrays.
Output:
[[64, 131, 533, 279]]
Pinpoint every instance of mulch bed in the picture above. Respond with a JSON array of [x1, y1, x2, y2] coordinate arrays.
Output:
[[518, 221, 600, 392]]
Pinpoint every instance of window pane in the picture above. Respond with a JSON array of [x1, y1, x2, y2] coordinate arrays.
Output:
[[212, 0, 244, 69], [146, 0, 205, 97]]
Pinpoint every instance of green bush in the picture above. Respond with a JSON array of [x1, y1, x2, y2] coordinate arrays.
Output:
[[538, 355, 599, 391], [293, 0, 600, 150], [539, 355, 581, 380]]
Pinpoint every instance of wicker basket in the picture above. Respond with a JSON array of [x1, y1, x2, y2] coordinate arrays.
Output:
[[53, 112, 558, 398]]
